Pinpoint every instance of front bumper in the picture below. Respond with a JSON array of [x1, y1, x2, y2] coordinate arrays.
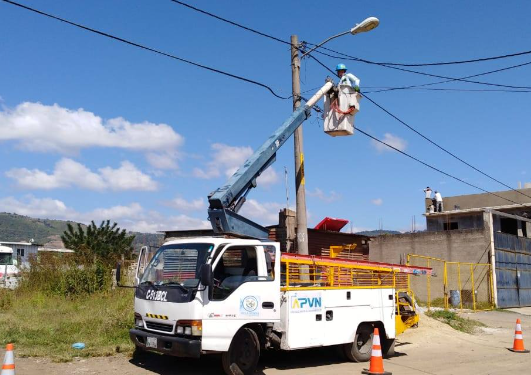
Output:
[[130, 329, 201, 358]]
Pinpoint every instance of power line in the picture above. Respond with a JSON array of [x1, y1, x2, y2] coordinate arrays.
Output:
[[168, 0, 291, 46], [167, 0, 531, 91], [360, 92, 531, 200], [301, 51, 531, 201], [7, 0, 528, 202], [351, 49, 531, 67], [167, 0, 531, 201], [360, 60, 531, 92], [308, 46, 531, 91], [363, 86, 531, 93], [169, 0, 531, 71], [0, 0, 290, 100], [355, 127, 521, 205]]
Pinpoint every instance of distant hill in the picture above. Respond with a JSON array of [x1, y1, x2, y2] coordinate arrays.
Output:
[[0, 212, 163, 252], [0, 212, 84, 245], [355, 229, 402, 237]]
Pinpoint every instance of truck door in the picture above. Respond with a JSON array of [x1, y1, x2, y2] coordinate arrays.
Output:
[[135, 246, 157, 286], [201, 242, 281, 351]]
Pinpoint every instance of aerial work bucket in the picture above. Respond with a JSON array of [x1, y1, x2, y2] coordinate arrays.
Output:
[[323, 85, 361, 137]]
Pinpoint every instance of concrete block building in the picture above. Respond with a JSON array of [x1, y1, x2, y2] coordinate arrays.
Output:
[[369, 188, 531, 308]]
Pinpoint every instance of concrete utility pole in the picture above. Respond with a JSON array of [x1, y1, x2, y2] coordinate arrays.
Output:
[[290, 35, 309, 256]]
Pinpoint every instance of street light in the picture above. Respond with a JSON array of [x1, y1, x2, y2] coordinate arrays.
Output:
[[292, 17, 379, 256], [300, 17, 379, 58]]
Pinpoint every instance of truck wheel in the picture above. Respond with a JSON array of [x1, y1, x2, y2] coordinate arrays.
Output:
[[344, 324, 373, 362], [222, 328, 260, 375]]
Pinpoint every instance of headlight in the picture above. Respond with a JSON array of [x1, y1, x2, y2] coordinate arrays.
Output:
[[176, 320, 202, 336], [134, 313, 144, 328]]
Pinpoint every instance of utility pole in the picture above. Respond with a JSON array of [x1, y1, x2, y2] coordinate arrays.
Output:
[[291, 35, 309, 256]]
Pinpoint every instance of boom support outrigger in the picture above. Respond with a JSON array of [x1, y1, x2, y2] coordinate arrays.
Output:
[[208, 79, 334, 239]]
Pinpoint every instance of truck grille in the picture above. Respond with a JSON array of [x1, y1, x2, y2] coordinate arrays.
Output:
[[145, 321, 173, 333]]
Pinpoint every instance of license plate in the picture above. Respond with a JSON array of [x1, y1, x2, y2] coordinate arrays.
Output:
[[146, 337, 157, 348]]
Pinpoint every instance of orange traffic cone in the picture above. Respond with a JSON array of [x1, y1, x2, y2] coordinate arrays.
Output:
[[362, 328, 392, 375], [1, 343, 15, 375], [508, 319, 530, 353]]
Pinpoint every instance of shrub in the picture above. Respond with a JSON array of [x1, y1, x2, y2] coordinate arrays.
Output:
[[18, 253, 111, 297]]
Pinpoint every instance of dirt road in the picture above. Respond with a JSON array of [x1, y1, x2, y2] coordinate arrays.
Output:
[[8, 309, 531, 375]]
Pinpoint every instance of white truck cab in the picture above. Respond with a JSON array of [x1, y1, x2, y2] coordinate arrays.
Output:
[[124, 237, 398, 375]]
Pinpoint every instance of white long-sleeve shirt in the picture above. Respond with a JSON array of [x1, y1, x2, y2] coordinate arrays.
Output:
[[435, 192, 443, 202], [424, 188, 432, 199], [338, 73, 360, 89]]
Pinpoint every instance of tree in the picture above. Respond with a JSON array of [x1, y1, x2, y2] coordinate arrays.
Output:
[[61, 220, 134, 264]]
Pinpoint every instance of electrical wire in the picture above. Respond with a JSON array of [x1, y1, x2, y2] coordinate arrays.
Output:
[[169, 0, 531, 70], [355, 127, 521, 205], [363, 87, 531, 93], [360, 60, 531, 92], [0, 0, 290, 100], [167, 0, 531, 91], [299, 50, 531, 201], [351, 49, 531, 67], [167, 0, 531, 201], [307, 45, 531, 91], [6, 0, 528, 203], [360, 92, 531, 200], [168, 0, 291, 46]]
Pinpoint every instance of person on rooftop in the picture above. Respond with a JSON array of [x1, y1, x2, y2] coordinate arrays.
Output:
[[424, 186, 433, 199]]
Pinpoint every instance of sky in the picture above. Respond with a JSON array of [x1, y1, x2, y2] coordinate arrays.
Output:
[[1, 0, 531, 235]]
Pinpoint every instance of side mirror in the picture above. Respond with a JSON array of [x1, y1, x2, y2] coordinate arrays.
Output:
[[200, 264, 213, 288], [116, 262, 121, 285]]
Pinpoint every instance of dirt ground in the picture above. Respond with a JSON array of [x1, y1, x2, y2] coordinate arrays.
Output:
[[7, 308, 531, 375]]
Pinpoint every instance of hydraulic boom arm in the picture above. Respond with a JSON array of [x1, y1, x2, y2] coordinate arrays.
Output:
[[208, 80, 334, 238]]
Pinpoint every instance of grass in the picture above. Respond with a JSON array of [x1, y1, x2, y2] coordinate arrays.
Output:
[[426, 310, 486, 334], [0, 288, 135, 361]]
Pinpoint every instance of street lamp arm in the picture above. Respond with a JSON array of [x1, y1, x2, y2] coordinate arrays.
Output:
[[300, 30, 350, 59]]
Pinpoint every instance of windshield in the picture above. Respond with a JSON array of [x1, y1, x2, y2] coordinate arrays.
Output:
[[0, 253, 12, 265], [139, 243, 214, 288]]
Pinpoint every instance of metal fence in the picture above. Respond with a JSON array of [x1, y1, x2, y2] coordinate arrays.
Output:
[[407, 254, 495, 311]]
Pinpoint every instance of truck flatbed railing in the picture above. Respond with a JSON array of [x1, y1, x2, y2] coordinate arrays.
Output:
[[280, 253, 432, 291]]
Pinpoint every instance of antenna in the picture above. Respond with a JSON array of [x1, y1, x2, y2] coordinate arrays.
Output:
[[284, 166, 290, 210]]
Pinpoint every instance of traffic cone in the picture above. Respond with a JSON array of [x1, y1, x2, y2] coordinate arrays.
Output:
[[508, 319, 530, 353], [362, 328, 391, 375], [1, 343, 15, 375]]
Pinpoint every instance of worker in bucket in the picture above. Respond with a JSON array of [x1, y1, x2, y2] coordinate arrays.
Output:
[[335, 63, 360, 92]]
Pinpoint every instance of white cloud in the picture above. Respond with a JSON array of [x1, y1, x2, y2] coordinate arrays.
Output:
[[193, 143, 278, 187], [6, 158, 158, 191], [257, 168, 279, 186], [0, 196, 78, 219], [0, 195, 209, 233], [146, 152, 179, 170], [307, 188, 341, 203], [99, 161, 158, 191], [164, 197, 205, 212], [371, 198, 383, 206], [371, 133, 408, 153], [0, 102, 184, 168], [239, 199, 284, 225]]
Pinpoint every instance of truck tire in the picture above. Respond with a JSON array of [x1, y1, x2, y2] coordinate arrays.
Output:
[[222, 328, 260, 375], [344, 324, 373, 362]]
